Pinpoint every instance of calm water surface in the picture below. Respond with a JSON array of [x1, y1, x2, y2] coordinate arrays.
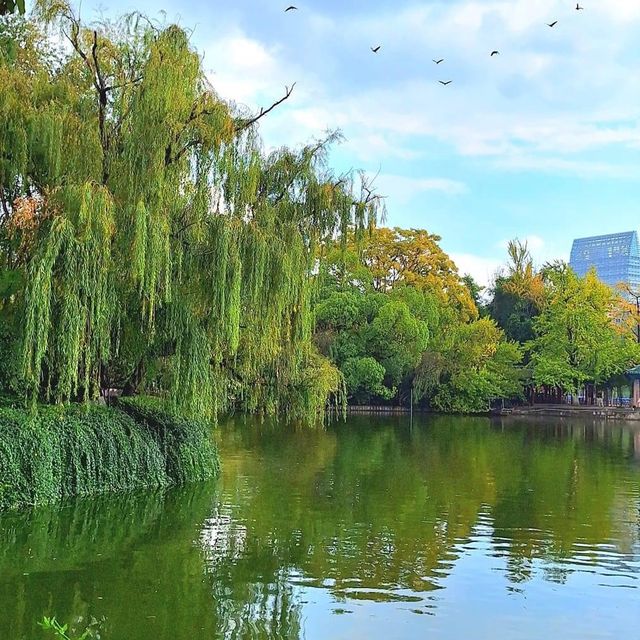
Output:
[[1, 416, 639, 639]]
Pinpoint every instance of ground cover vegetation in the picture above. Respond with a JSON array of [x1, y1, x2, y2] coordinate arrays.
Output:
[[0, 394, 219, 510]]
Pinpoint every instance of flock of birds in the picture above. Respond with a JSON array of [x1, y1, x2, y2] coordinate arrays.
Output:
[[284, 3, 586, 86]]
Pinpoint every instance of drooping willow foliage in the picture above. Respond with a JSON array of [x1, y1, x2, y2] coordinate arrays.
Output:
[[0, 3, 382, 418]]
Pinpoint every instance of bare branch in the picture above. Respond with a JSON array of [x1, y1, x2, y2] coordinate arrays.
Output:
[[333, 168, 353, 190], [91, 30, 105, 91], [105, 76, 143, 92], [63, 25, 100, 93], [166, 138, 200, 166], [235, 83, 296, 133]]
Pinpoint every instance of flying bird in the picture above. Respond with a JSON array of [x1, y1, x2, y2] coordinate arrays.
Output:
[[547, 20, 558, 27], [284, 5, 297, 11], [371, 45, 381, 53], [433, 58, 444, 64], [491, 50, 500, 56], [439, 80, 452, 85], [576, 3, 584, 9]]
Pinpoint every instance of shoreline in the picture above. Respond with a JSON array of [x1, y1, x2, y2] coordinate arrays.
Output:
[[506, 405, 640, 422], [346, 403, 640, 423]]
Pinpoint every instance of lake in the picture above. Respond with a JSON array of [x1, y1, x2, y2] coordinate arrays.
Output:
[[1, 415, 639, 639]]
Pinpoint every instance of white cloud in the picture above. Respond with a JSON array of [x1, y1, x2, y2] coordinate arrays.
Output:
[[195, 0, 640, 203], [494, 154, 640, 179], [373, 174, 468, 203], [596, 0, 640, 24], [450, 252, 502, 288], [499, 233, 543, 246], [314, 4, 637, 158], [203, 33, 285, 105]]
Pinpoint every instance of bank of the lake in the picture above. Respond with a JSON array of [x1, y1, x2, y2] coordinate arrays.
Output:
[[346, 403, 640, 425], [509, 404, 640, 422], [0, 396, 219, 511], [2, 414, 639, 640]]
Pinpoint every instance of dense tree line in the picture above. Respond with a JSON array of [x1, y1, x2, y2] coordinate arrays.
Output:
[[314, 233, 640, 411], [489, 241, 640, 403], [2, 4, 636, 419]]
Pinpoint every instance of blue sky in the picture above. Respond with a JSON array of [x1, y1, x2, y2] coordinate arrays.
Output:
[[76, 0, 640, 284]]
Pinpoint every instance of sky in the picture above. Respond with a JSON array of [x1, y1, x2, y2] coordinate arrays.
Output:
[[75, 0, 640, 285]]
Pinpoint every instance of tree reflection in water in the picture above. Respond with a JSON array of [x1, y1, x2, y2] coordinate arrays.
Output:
[[0, 416, 638, 640]]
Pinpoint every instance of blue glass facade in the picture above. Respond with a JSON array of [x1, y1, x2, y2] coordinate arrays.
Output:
[[569, 231, 640, 290]]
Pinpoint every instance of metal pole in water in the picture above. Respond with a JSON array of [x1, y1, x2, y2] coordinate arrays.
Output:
[[410, 386, 413, 429]]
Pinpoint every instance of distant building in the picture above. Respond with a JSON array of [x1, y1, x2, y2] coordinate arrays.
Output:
[[569, 231, 640, 291]]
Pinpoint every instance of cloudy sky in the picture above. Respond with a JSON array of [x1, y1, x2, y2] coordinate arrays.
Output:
[[79, 0, 640, 284]]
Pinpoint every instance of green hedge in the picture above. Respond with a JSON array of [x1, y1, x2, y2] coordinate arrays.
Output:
[[0, 399, 219, 511]]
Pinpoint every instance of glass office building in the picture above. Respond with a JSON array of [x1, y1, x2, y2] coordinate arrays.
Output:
[[569, 231, 640, 290]]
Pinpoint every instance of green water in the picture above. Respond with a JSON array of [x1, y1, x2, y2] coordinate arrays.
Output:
[[1, 416, 639, 640]]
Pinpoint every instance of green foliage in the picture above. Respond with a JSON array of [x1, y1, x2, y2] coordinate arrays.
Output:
[[489, 240, 544, 345], [0, 302, 23, 395], [366, 299, 429, 386], [0, 0, 25, 16], [39, 616, 104, 640], [0, 267, 23, 297], [0, 5, 382, 420], [415, 318, 524, 413], [485, 241, 640, 399], [315, 230, 526, 410], [315, 287, 432, 403], [491, 280, 538, 344], [462, 273, 484, 309], [0, 400, 218, 510], [314, 291, 364, 331], [528, 269, 639, 392], [117, 396, 219, 483], [341, 356, 394, 404]]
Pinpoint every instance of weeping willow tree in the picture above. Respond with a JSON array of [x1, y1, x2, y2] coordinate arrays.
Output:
[[0, 3, 382, 418]]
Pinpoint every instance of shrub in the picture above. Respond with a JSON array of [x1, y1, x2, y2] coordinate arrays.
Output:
[[0, 400, 219, 511], [342, 357, 395, 404]]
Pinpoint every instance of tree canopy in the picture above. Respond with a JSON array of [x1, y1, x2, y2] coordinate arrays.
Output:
[[323, 227, 478, 321], [528, 268, 638, 393], [0, 4, 383, 418], [485, 241, 640, 401], [315, 229, 522, 410], [490, 240, 544, 344]]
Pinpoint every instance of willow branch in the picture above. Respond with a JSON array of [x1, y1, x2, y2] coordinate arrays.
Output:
[[105, 76, 143, 92], [64, 25, 99, 94], [235, 83, 296, 133]]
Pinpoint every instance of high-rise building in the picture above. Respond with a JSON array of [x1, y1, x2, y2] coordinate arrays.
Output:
[[569, 231, 640, 291]]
